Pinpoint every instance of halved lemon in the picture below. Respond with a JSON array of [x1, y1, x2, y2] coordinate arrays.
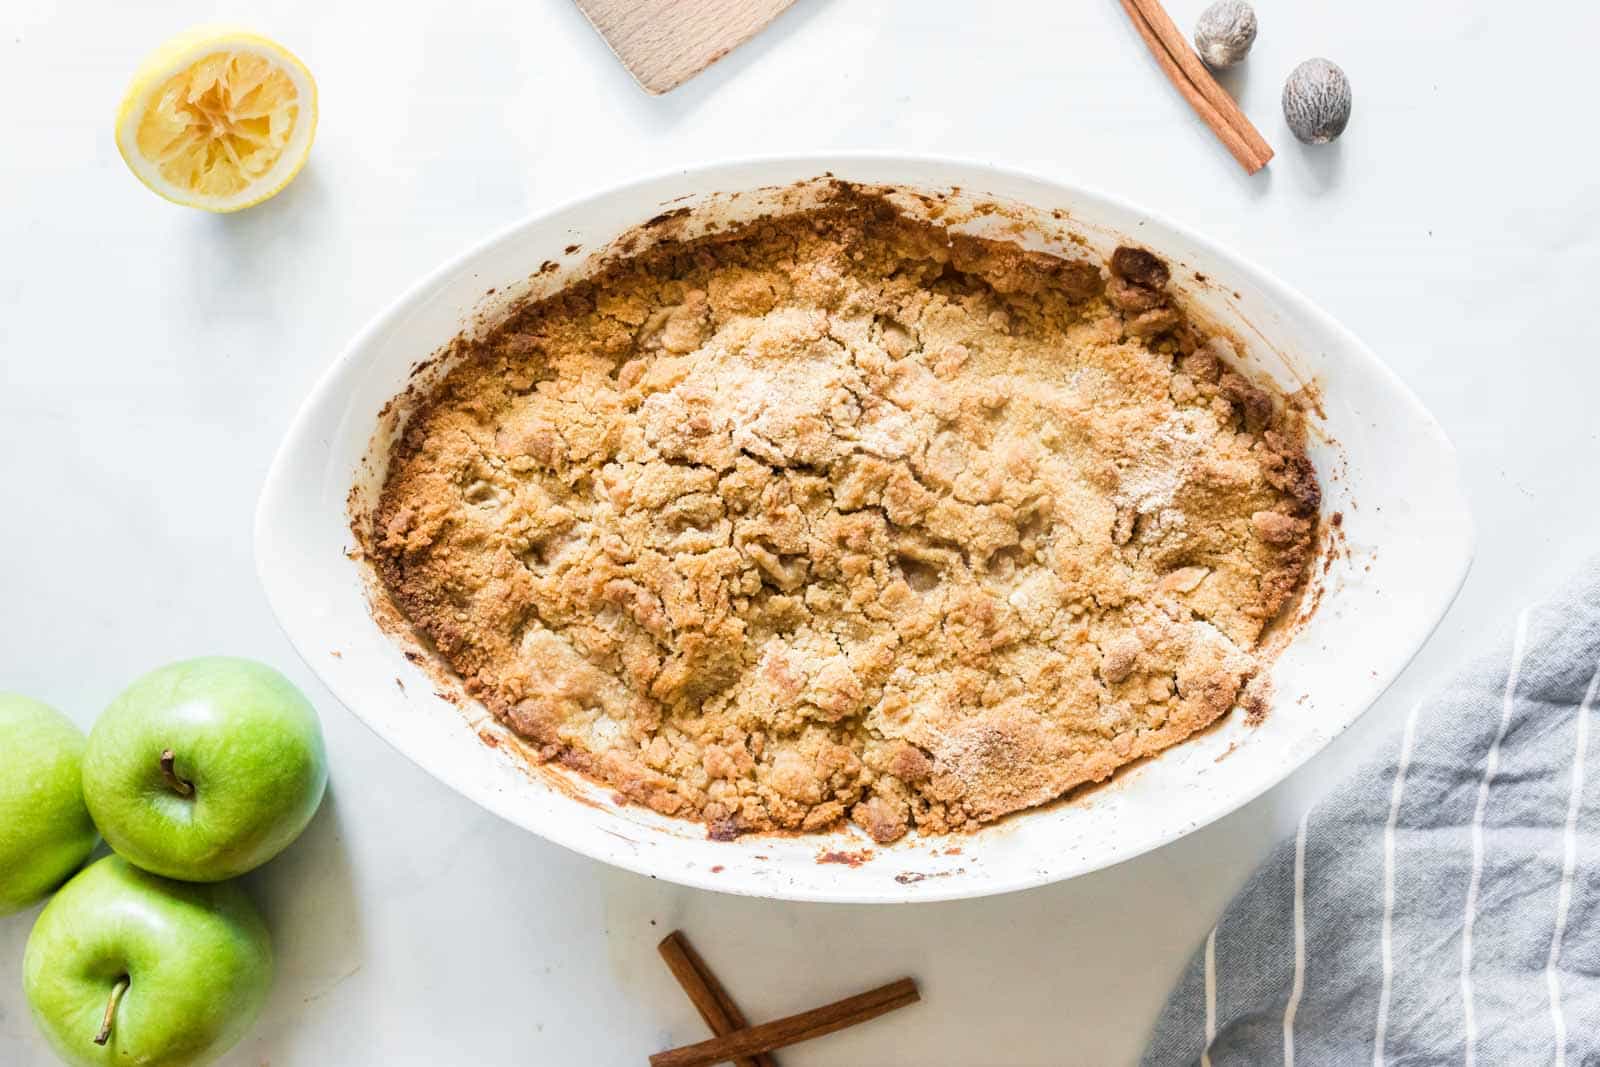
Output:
[[114, 28, 317, 213]]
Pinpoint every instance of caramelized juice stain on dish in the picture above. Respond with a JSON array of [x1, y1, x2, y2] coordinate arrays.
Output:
[[817, 849, 873, 867], [895, 869, 963, 884]]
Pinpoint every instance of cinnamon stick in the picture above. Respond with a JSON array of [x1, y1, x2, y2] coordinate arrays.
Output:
[[648, 977, 920, 1067], [1119, 0, 1273, 173], [1130, 0, 1272, 162], [656, 932, 777, 1067]]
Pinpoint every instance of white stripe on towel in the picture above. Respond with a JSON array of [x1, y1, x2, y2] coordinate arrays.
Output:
[[1202, 925, 1217, 1067], [1284, 812, 1309, 1067], [1544, 656, 1597, 1067], [1462, 608, 1529, 1067], [1374, 701, 1423, 1067]]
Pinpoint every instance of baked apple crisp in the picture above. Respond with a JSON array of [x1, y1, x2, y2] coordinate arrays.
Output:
[[368, 190, 1318, 843]]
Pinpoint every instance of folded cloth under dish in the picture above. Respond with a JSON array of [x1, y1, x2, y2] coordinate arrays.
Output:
[[1144, 558, 1600, 1065]]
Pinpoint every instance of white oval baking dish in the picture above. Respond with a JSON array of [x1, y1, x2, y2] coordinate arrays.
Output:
[[255, 157, 1471, 903]]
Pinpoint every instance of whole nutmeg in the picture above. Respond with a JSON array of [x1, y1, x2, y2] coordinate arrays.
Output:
[[1193, 0, 1257, 70], [1283, 58, 1352, 144]]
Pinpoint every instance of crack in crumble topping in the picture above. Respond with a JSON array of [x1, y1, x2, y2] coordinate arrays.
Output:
[[369, 191, 1319, 844]]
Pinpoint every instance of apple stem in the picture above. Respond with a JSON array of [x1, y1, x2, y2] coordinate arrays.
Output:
[[94, 975, 129, 1046], [159, 749, 194, 797]]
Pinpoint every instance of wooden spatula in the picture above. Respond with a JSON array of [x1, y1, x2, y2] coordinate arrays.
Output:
[[575, 0, 799, 95]]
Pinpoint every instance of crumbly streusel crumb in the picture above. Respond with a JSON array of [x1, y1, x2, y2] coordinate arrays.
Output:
[[370, 190, 1318, 843]]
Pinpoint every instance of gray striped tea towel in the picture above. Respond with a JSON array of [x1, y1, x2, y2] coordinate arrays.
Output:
[[1144, 559, 1600, 1066]]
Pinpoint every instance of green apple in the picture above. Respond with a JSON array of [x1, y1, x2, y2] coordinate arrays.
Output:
[[83, 657, 327, 882], [23, 854, 272, 1067], [0, 693, 99, 914]]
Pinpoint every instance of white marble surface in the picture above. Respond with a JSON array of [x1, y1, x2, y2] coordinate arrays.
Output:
[[1, 1, 1594, 1063]]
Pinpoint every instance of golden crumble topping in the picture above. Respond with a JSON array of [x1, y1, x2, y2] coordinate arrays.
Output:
[[368, 191, 1318, 844]]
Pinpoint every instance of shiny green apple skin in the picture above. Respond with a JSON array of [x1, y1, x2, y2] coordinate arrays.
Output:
[[83, 657, 327, 882], [0, 693, 98, 915], [23, 855, 272, 1067]]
